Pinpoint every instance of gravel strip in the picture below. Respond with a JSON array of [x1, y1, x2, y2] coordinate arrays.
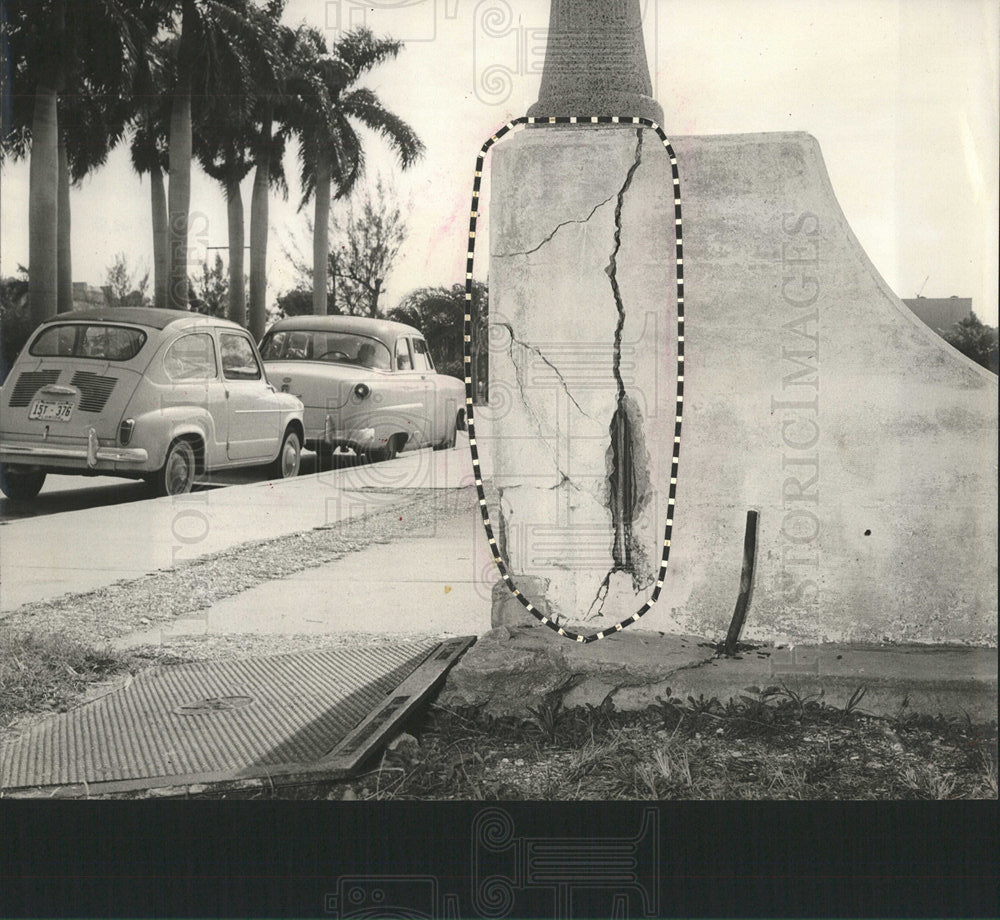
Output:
[[4, 486, 479, 647], [133, 631, 463, 664]]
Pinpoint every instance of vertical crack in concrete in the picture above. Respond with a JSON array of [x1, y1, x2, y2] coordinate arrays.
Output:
[[496, 485, 509, 564], [589, 128, 652, 620], [607, 128, 644, 419], [494, 194, 616, 258], [497, 321, 594, 420]]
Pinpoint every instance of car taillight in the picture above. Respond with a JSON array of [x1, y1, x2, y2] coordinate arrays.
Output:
[[354, 383, 371, 399], [119, 418, 135, 445]]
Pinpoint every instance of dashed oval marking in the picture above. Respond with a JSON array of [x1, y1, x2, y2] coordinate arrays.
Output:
[[463, 114, 685, 643]]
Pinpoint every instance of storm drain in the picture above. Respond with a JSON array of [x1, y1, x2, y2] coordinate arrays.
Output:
[[0, 637, 474, 797]]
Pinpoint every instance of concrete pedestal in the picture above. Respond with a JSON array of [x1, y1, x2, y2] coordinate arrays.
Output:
[[479, 128, 997, 645], [483, 125, 677, 631]]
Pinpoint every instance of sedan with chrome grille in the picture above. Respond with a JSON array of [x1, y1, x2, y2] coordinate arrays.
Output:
[[0, 308, 304, 499], [259, 315, 466, 464]]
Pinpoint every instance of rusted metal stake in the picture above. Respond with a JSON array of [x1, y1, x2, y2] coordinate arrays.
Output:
[[724, 510, 760, 656]]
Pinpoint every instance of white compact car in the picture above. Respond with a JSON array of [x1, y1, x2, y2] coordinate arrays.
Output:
[[259, 315, 466, 462], [0, 307, 304, 499]]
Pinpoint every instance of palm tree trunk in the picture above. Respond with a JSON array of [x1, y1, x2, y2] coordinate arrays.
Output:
[[313, 154, 332, 316], [57, 131, 73, 313], [28, 83, 59, 326], [167, 7, 194, 310], [226, 174, 246, 326], [150, 164, 168, 309], [248, 109, 271, 340]]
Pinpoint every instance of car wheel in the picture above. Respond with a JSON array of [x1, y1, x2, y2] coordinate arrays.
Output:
[[270, 429, 302, 480], [0, 465, 46, 501], [152, 440, 197, 497]]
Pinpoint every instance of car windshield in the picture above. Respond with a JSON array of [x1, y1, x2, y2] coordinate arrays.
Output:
[[29, 323, 148, 361], [260, 330, 391, 370]]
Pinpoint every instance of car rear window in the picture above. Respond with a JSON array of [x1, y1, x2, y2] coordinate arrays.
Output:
[[30, 323, 147, 361], [260, 330, 391, 370]]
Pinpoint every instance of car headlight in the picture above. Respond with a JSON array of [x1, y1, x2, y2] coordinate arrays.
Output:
[[354, 383, 371, 399]]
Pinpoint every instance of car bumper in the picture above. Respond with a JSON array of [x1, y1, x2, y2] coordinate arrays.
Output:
[[1, 441, 149, 467], [314, 422, 377, 452]]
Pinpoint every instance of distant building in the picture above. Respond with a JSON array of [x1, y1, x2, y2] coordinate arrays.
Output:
[[71, 282, 111, 310], [901, 296, 972, 334]]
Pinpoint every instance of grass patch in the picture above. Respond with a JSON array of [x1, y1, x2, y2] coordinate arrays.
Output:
[[198, 686, 998, 801], [1, 635, 993, 801], [0, 628, 133, 732]]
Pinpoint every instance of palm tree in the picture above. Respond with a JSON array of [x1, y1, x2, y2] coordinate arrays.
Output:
[[281, 27, 424, 316], [150, 0, 279, 310], [57, 88, 134, 311], [244, 2, 293, 340], [128, 40, 172, 308], [2, 0, 144, 325], [3, 0, 64, 326], [193, 1, 293, 331], [194, 96, 256, 324]]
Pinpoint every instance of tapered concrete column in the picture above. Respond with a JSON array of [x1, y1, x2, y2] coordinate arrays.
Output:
[[528, 0, 663, 123]]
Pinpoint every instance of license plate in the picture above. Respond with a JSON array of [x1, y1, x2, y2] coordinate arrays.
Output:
[[29, 399, 74, 422]]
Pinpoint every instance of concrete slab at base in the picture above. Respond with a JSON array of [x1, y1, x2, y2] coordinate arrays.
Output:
[[438, 627, 998, 722], [659, 644, 999, 724], [438, 627, 714, 714]]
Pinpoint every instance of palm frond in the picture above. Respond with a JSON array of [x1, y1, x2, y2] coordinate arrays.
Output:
[[333, 27, 402, 76], [339, 88, 424, 168]]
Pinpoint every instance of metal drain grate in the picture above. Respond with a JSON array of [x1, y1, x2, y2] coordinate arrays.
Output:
[[1, 638, 473, 796]]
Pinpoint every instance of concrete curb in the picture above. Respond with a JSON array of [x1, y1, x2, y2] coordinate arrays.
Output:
[[439, 626, 998, 722]]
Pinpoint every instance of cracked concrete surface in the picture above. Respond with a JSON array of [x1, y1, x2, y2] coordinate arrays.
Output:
[[493, 193, 616, 259], [486, 129, 995, 644], [485, 126, 675, 629], [495, 321, 594, 421], [439, 626, 715, 714], [591, 129, 655, 615]]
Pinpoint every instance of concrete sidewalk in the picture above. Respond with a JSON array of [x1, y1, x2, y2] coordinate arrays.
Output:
[[1, 440, 474, 613], [110, 498, 495, 649]]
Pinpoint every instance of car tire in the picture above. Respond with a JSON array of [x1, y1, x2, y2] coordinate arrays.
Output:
[[270, 429, 302, 480], [0, 465, 46, 501], [151, 439, 197, 497]]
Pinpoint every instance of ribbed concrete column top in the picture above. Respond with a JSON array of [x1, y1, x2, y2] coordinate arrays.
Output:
[[527, 0, 664, 124]]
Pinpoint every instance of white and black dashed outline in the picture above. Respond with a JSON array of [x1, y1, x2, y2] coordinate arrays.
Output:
[[463, 114, 684, 643]]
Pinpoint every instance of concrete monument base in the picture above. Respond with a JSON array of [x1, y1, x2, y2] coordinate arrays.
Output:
[[479, 129, 997, 645]]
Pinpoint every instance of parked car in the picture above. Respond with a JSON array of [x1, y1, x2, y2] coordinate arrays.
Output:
[[0, 307, 304, 499], [259, 315, 466, 462]]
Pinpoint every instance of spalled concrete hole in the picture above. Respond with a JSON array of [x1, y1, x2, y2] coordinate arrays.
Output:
[[589, 395, 653, 618]]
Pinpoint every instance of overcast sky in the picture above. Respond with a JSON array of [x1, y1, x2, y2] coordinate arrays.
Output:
[[2, 0, 997, 324]]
